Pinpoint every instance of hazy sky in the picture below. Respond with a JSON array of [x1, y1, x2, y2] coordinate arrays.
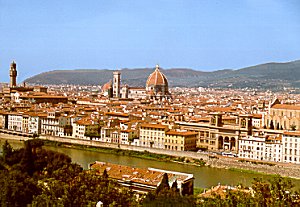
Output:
[[1, 0, 300, 82]]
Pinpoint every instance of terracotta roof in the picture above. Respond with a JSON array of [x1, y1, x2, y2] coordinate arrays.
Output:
[[146, 65, 168, 87], [140, 123, 168, 129], [252, 114, 262, 119], [272, 104, 300, 110], [283, 131, 300, 137], [90, 162, 191, 187], [102, 80, 112, 91]]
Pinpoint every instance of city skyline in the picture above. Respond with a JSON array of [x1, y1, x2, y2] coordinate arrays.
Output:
[[1, 0, 300, 82]]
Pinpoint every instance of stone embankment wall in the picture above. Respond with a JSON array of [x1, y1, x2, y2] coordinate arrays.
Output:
[[1, 133, 300, 179], [207, 157, 300, 179]]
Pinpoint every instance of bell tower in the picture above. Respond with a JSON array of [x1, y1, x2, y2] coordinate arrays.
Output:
[[9, 61, 17, 88], [113, 71, 121, 98]]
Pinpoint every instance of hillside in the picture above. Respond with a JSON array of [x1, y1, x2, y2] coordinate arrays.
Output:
[[24, 60, 300, 89]]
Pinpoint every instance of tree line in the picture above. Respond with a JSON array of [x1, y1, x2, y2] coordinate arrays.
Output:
[[0, 139, 299, 206]]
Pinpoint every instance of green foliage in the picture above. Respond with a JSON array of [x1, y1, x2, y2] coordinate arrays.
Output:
[[143, 186, 196, 207], [197, 175, 300, 207], [33, 171, 137, 207], [0, 170, 40, 207], [0, 140, 138, 206], [156, 173, 170, 194], [2, 140, 13, 163]]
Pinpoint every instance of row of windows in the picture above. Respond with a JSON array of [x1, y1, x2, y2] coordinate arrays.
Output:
[[284, 156, 300, 162], [284, 143, 298, 148]]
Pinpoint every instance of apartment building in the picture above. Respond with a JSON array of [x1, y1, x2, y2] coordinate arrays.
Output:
[[165, 130, 197, 151], [282, 131, 300, 164], [238, 135, 282, 162], [139, 123, 168, 149], [7, 112, 23, 132], [41, 111, 71, 137], [73, 118, 99, 139]]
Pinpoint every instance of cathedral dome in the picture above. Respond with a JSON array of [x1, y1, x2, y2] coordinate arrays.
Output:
[[102, 80, 112, 92], [146, 64, 168, 87], [146, 65, 170, 99]]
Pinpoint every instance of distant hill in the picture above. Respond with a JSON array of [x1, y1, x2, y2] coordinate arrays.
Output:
[[24, 60, 300, 90]]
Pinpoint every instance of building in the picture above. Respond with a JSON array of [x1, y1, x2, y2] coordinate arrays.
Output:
[[90, 162, 194, 195], [40, 111, 71, 137], [238, 135, 282, 162], [282, 131, 300, 164], [176, 113, 253, 152], [120, 129, 135, 145], [102, 65, 171, 100], [146, 64, 170, 100], [165, 130, 197, 151], [7, 112, 23, 132], [267, 103, 300, 130], [28, 113, 42, 135], [9, 61, 17, 88], [139, 123, 168, 149], [113, 71, 121, 98], [73, 117, 99, 139]]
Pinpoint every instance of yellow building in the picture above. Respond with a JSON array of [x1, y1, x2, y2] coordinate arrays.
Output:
[[176, 113, 253, 152], [139, 123, 168, 149], [165, 130, 197, 151]]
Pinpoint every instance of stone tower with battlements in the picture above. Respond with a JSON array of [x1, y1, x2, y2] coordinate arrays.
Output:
[[9, 61, 17, 88]]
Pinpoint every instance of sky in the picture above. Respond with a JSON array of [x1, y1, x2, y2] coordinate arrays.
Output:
[[0, 0, 300, 82]]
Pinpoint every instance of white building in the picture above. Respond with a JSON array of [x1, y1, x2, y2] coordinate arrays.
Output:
[[282, 131, 300, 164], [28, 113, 42, 135], [72, 118, 99, 139], [120, 129, 135, 145], [238, 136, 265, 160], [41, 111, 70, 137], [264, 137, 282, 162], [7, 112, 23, 132]]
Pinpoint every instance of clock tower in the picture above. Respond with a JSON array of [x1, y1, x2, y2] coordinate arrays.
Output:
[[9, 61, 17, 88]]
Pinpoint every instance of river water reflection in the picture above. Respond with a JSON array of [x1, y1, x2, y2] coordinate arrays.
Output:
[[2, 139, 300, 189]]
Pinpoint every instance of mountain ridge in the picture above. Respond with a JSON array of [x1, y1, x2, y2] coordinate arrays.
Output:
[[24, 60, 300, 89]]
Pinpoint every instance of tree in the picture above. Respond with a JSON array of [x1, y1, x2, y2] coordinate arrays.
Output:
[[27, 139, 44, 156], [156, 173, 170, 194], [269, 175, 296, 206], [2, 140, 13, 163], [19, 141, 35, 176], [0, 170, 40, 207], [269, 121, 274, 130], [252, 178, 272, 207], [290, 124, 297, 131], [102, 168, 109, 179], [32, 171, 137, 207]]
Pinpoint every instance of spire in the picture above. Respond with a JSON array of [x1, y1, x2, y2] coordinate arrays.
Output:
[[155, 64, 160, 71]]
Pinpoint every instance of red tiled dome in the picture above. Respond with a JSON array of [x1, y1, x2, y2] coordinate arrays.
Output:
[[102, 80, 112, 91], [146, 65, 168, 87]]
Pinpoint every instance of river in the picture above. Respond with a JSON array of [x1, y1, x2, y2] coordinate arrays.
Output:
[[1, 139, 300, 189]]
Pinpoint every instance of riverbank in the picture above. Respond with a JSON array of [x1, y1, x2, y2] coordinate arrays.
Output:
[[1, 133, 300, 180], [42, 139, 206, 167]]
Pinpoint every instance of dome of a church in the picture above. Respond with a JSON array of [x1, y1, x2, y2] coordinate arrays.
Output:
[[146, 65, 170, 99], [146, 64, 168, 87], [102, 80, 112, 92]]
